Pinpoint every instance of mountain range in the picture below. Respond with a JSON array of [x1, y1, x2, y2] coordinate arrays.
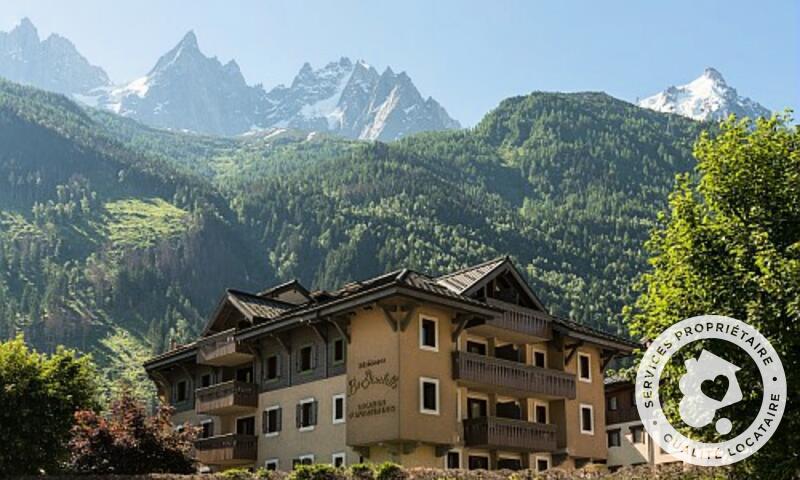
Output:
[[0, 19, 460, 140], [0, 75, 703, 370], [0, 17, 109, 96], [638, 67, 771, 121]]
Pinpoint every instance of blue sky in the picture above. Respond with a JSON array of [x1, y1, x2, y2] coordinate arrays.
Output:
[[2, 0, 798, 126]]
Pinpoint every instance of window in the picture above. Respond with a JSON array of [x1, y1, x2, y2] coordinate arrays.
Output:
[[535, 457, 550, 472], [299, 345, 314, 373], [333, 338, 346, 364], [420, 377, 440, 415], [297, 398, 317, 430], [533, 349, 547, 368], [332, 394, 346, 424], [175, 380, 187, 402], [580, 404, 594, 435], [200, 420, 213, 439], [200, 373, 212, 388], [535, 403, 548, 424], [466, 340, 487, 355], [468, 455, 489, 470], [294, 455, 314, 468], [263, 406, 282, 436], [608, 395, 618, 411], [332, 452, 346, 468], [419, 316, 438, 351], [265, 354, 280, 381], [237, 416, 256, 435], [578, 353, 592, 382], [497, 458, 522, 470], [467, 397, 488, 419], [265, 459, 279, 471], [608, 429, 621, 447], [236, 366, 254, 383], [631, 425, 645, 444], [446, 450, 461, 469]]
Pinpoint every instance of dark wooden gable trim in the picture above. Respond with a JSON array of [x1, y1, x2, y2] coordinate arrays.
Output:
[[461, 259, 548, 313]]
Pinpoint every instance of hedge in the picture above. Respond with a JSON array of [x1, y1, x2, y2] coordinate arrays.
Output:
[[10, 462, 730, 480]]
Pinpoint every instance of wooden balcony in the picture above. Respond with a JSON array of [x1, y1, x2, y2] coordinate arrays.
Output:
[[469, 298, 551, 341], [463, 417, 557, 452], [196, 380, 258, 416], [195, 433, 257, 466], [197, 329, 253, 366], [453, 351, 576, 399], [606, 406, 640, 425]]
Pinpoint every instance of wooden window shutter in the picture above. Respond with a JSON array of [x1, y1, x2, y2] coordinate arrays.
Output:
[[296, 403, 302, 428], [277, 407, 282, 431], [276, 354, 282, 378], [311, 400, 318, 426], [311, 345, 317, 369], [262, 410, 269, 434]]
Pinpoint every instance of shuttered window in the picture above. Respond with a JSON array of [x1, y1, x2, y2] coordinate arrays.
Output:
[[297, 399, 317, 430]]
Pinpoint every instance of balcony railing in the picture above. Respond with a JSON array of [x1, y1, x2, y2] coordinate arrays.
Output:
[[606, 406, 640, 425], [484, 298, 552, 339], [463, 416, 557, 452], [195, 380, 258, 415], [197, 328, 253, 366], [195, 433, 257, 466], [453, 351, 576, 399]]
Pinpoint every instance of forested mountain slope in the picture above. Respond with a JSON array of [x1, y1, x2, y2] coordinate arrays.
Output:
[[0, 79, 271, 360], [0, 80, 703, 366]]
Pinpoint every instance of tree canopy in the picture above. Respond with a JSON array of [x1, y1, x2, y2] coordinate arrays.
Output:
[[628, 114, 799, 478], [0, 334, 100, 475]]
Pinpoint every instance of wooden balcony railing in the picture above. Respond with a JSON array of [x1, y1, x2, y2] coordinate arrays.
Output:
[[195, 380, 258, 415], [484, 298, 552, 339], [463, 417, 557, 452], [453, 351, 576, 399], [606, 406, 640, 425], [195, 433, 257, 465], [197, 329, 253, 366]]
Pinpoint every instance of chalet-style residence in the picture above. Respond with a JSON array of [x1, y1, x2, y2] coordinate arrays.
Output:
[[604, 379, 678, 469], [144, 257, 638, 472]]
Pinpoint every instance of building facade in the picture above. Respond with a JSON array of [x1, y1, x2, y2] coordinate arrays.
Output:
[[604, 380, 678, 469], [145, 257, 637, 472]]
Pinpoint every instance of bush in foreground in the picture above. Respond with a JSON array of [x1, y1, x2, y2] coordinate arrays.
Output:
[[0, 335, 100, 476], [67, 389, 196, 474]]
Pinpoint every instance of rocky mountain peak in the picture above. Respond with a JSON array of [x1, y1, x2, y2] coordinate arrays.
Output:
[[639, 67, 770, 122]]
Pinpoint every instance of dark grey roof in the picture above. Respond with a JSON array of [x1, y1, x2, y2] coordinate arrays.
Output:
[[227, 289, 295, 320], [435, 256, 507, 294]]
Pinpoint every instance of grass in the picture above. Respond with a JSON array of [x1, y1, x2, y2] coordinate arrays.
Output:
[[103, 198, 189, 250]]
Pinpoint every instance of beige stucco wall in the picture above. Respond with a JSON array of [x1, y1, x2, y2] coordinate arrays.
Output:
[[257, 374, 357, 469], [346, 307, 401, 446], [346, 302, 460, 449], [397, 304, 459, 446], [606, 420, 648, 467], [563, 345, 607, 460]]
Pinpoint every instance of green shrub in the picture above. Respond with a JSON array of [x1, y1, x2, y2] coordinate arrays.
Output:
[[350, 463, 375, 480], [291, 463, 343, 480], [221, 467, 256, 480], [375, 462, 406, 480]]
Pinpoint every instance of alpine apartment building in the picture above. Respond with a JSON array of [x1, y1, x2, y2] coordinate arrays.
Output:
[[605, 380, 678, 469], [145, 257, 638, 472]]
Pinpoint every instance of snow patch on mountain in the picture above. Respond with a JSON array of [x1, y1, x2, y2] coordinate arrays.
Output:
[[639, 68, 770, 121]]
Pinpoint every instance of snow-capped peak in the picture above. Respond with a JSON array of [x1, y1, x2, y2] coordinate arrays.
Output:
[[639, 67, 770, 121]]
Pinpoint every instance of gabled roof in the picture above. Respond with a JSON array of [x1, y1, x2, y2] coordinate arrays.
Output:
[[227, 289, 295, 320], [201, 289, 295, 335], [258, 279, 312, 305], [435, 256, 507, 293], [435, 256, 547, 312]]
